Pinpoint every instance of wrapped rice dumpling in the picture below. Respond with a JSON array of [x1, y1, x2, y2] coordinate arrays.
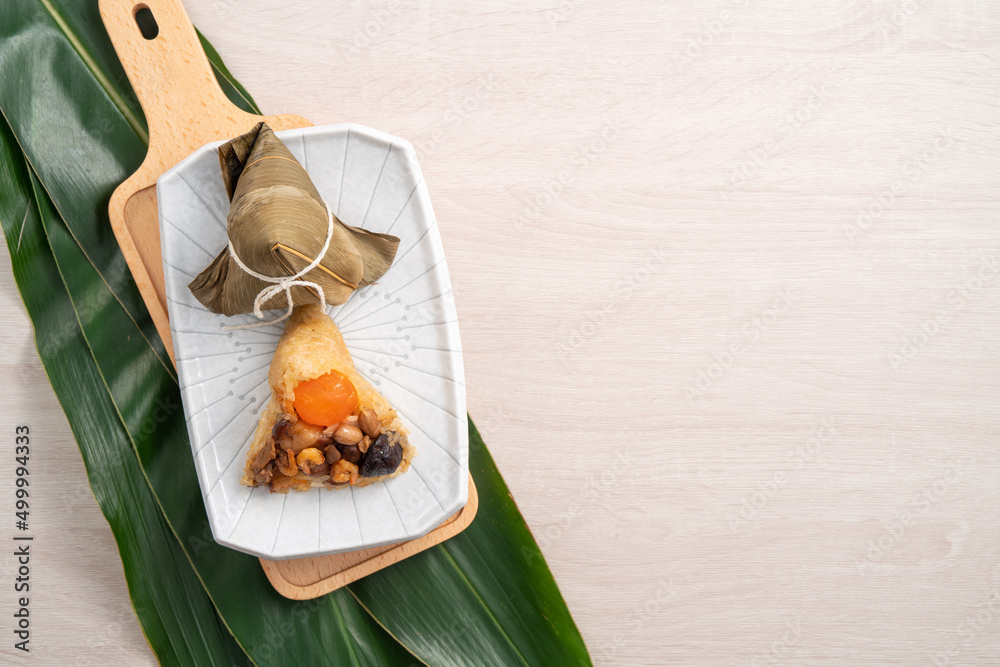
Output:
[[189, 122, 399, 316], [242, 304, 415, 492]]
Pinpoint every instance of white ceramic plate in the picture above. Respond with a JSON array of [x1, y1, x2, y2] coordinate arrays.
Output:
[[156, 124, 468, 560]]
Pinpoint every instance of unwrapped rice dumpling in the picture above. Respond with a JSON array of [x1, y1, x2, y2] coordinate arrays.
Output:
[[242, 304, 415, 492]]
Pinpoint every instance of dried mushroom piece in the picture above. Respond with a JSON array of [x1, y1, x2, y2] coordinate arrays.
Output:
[[360, 433, 403, 478]]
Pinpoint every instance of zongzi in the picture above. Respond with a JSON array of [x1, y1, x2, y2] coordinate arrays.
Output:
[[242, 304, 415, 492], [188, 121, 399, 317]]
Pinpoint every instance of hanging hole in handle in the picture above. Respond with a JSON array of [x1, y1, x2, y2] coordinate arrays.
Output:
[[133, 5, 159, 40]]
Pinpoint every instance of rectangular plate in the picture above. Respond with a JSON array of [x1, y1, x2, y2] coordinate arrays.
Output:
[[157, 124, 469, 560]]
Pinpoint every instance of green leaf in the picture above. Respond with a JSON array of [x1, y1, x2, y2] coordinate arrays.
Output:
[[31, 0, 149, 141], [0, 0, 171, 374], [0, 117, 250, 667], [351, 421, 592, 666]]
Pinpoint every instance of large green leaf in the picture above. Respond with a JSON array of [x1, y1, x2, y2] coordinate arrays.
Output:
[[0, 1, 592, 664], [34, 104, 416, 667], [0, 118, 251, 667], [0, 0, 173, 375]]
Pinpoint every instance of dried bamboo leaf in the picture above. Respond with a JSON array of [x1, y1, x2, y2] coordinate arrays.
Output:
[[189, 122, 398, 316]]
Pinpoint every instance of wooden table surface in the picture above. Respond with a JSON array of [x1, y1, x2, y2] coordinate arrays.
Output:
[[3, 0, 999, 664]]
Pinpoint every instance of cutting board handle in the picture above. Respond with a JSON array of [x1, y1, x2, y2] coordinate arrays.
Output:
[[99, 0, 246, 146], [99, 0, 309, 364]]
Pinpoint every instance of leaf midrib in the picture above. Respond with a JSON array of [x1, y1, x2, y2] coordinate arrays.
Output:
[[440, 543, 532, 667], [0, 104, 176, 381], [330, 596, 362, 667], [35, 0, 149, 144]]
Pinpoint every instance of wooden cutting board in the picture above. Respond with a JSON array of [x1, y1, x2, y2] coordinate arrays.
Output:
[[99, 0, 476, 599]]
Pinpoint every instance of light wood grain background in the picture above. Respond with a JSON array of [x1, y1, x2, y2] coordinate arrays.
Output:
[[3, 0, 1000, 664]]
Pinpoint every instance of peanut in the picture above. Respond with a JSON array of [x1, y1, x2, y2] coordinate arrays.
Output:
[[333, 423, 363, 445], [358, 408, 381, 438]]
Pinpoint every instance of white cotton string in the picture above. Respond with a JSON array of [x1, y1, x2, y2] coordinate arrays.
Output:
[[222, 202, 335, 331]]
